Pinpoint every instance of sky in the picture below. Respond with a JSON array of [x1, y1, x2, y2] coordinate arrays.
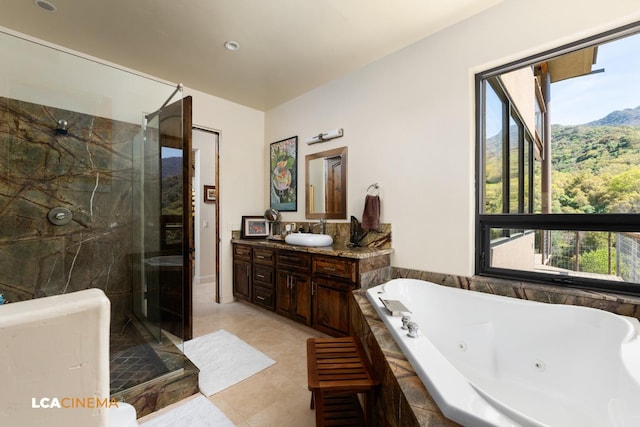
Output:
[[550, 32, 640, 126]]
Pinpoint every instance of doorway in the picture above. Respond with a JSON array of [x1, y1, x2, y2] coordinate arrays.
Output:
[[193, 127, 220, 303]]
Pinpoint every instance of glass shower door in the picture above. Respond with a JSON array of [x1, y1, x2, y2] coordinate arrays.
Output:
[[133, 95, 193, 343]]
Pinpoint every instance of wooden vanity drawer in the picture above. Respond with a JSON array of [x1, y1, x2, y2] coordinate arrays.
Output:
[[277, 250, 311, 271], [252, 285, 274, 311], [233, 244, 252, 259], [253, 247, 275, 265], [312, 256, 356, 282], [253, 264, 274, 287]]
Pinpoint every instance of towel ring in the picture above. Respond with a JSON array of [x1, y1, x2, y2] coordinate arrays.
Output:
[[367, 183, 380, 196]]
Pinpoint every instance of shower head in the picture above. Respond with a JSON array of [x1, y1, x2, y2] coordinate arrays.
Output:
[[55, 119, 68, 135]]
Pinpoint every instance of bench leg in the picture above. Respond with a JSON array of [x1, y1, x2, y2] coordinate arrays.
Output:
[[364, 390, 374, 427], [310, 391, 315, 410], [314, 391, 325, 427]]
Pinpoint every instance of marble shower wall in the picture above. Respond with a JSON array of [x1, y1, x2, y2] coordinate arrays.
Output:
[[0, 96, 140, 327]]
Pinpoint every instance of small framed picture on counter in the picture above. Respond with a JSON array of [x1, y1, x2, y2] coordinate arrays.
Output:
[[241, 216, 270, 239]]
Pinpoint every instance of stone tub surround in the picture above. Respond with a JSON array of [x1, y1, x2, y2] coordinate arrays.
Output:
[[351, 291, 460, 427], [351, 268, 640, 426], [391, 267, 640, 318]]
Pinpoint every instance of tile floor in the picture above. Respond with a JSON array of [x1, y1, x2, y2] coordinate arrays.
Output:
[[138, 281, 328, 426]]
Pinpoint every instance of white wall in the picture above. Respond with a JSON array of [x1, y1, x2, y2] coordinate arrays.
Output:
[[0, 27, 174, 124], [265, 0, 640, 278], [185, 87, 265, 303]]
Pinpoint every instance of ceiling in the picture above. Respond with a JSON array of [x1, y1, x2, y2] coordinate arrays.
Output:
[[0, 0, 502, 111]]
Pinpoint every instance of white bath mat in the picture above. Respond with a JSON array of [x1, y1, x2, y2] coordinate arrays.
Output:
[[141, 394, 234, 427], [184, 329, 276, 396]]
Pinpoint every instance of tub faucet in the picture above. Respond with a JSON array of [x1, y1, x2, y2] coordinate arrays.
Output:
[[407, 322, 419, 338], [309, 218, 326, 234], [401, 315, 411, 330]]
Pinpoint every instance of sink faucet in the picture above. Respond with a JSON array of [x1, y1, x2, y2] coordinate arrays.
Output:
[[309, 219, 326, 234]]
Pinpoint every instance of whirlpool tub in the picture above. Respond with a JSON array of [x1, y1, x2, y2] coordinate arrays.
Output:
[[366, 278, 640, 427]]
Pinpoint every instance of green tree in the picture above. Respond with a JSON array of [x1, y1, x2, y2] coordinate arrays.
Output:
[[580, 248, 616, 275]]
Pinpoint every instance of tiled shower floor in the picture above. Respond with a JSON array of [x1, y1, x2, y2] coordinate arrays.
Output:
[[109, 319, 171, 394]]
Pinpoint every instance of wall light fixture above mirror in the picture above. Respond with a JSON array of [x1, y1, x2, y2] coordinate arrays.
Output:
[[304, 128, 344, 145], [306, 146, 347, 220]]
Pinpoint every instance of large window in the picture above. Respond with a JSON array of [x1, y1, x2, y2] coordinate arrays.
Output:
[[477, 22, 640, 295]]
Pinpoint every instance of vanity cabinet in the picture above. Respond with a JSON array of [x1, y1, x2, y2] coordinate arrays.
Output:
[[252, 247, 276, 311], [275, 251, 312, 326], [232, 241, 391, 337], [232, 244, 252, 302], [312, 256, 357, 336]]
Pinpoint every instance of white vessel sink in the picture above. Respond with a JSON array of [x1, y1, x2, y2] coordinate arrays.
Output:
[[285, 233, 333, 247]]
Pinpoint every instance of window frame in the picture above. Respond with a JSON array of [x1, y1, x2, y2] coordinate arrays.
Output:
[[475, 21, 640, 296]]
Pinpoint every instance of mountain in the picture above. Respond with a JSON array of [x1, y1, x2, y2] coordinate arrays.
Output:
[[585, 105, 640, 127], [161, 157, 182, 179], [485, 106, 640, 215], [549, 117, 640, 214], [550, 124, 640, 174]]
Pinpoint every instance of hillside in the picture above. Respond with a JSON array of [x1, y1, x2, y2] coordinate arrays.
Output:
[[550, 119, 640, 213], [162, 156, 182, 179], [485, 107, 640, 214], [585, 105, 640, 127]]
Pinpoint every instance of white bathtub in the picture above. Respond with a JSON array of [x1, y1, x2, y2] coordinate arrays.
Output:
[[366, 278, 640, 427]]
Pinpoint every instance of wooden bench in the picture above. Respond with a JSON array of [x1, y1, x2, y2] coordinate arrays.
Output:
[[307, 337, 379, 426]]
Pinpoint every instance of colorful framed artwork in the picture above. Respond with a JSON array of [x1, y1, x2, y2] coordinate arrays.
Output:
[[270, 136, 298, 212], [241, 216, 270, 239]]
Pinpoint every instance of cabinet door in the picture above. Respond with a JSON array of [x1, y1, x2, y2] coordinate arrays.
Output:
[[275, 270, 292, 317], [313, 277, 353, 336], [233, 259, 251, 301], [291, 273, 312, 326]]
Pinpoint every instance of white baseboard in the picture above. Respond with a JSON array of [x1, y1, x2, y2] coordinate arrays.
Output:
[[194, 275, 216, 285], [219, 295, 235, 304]]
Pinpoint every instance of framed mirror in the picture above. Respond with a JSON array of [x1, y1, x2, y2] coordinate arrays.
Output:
[[305, 146, 347, 219]]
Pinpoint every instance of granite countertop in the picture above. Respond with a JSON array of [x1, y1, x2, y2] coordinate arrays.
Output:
[[231, 238, 393, 259]]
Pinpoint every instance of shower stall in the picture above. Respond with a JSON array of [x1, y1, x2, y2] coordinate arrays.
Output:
[[0, 30, 197, 414]]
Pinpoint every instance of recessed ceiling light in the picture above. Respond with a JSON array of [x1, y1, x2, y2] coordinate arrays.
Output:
[[35, 0, 57, 12], [224, 41, 240, 52]]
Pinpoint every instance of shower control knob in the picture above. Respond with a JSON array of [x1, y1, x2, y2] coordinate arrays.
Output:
[[48, 207, 72, 226]]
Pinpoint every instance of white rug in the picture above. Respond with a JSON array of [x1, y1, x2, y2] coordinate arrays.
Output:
[[141, 394, 234, 427], [184, 329, 276, 396]]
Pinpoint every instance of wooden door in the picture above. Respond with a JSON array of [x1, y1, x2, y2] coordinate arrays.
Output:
[[233, 258, 251, 301], [292, 273, 312, 326], [275, 270, 293, 318], [325, 156, 343, 214], [313, 277, 352, 336]]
